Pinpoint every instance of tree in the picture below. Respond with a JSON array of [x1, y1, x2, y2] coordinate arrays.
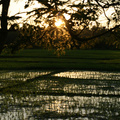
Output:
[[1, 0, 120, 54], [25, 0, 120, 47], [67, 0, 120, 42], [0, 0, 21, 53], [0, 0, 10, 53]]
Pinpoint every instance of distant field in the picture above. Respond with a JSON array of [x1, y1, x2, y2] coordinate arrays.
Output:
[[0, 49, 120, 71]]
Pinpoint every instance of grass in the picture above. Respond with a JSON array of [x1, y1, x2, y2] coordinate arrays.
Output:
[[0, 49, 120, 71]]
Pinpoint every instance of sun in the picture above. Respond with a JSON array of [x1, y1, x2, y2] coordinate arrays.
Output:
[[55, 19, 65, 27]]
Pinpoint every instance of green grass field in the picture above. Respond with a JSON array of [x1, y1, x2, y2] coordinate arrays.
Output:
[[0, 49, 120, 71]]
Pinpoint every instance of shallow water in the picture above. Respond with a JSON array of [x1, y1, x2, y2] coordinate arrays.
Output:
[[0, 70, 120, 120], [54, 70, 120, 80]]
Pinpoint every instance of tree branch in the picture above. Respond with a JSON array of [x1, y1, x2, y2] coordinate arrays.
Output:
[[95, 0, 120, 8], [103, 2, 120, 8], [69, 25, 120, 42]]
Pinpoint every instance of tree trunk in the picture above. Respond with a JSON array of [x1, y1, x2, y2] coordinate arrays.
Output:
[[0, 0, 10, 53]]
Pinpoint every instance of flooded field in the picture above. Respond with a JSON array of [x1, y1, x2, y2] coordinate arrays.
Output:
[[0, 70, 120, 120]]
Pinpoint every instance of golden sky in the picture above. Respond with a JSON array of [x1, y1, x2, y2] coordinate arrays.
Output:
[[8, 0, 41, 16]]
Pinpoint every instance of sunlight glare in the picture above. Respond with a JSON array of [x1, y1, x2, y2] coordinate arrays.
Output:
[[55, 19, 65, 27]]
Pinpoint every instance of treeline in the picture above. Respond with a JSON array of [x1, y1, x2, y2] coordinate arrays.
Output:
[[2, 24, 120, 54], [79, 26, 120, 50]]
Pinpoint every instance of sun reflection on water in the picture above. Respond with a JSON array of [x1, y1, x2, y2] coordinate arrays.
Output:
[[0, 70, 120, 119], [1, 94, 120, 119], [54, 70, 120, 80], [0, 71, 51, 81]]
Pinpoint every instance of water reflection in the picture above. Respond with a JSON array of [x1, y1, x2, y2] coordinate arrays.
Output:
[[0, 94, 120, 120], [54, 70, 120, 80], [0, 70, 51, 81], [0, 70, 120, 119]]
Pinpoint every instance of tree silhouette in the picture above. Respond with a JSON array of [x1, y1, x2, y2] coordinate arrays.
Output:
[[25, 0, 120, 35], [24, 0, 120, 48], [0, 0, 10, 53], [0, 0, 120, 53], [0, 0, 21, 53]]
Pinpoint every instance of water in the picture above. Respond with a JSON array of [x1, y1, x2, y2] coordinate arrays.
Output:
[[0, 70, 120, 120], [54, 70, 120, 80]]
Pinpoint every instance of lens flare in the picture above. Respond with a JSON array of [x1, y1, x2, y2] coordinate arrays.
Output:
[[55, 19, 64, 27]]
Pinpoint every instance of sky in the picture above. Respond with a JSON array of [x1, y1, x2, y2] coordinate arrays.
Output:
[[8, 0, 41, 19], [6, 0, 42, 27], [8, 0, 40, 16]]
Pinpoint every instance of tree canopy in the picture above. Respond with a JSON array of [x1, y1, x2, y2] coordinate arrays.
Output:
[[25, 0, 120, 36], [0, 0, 120, 54]]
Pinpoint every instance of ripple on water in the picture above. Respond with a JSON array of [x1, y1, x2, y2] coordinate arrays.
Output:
[[54, 70, 120, 80], [0, 70, 120, 119]]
